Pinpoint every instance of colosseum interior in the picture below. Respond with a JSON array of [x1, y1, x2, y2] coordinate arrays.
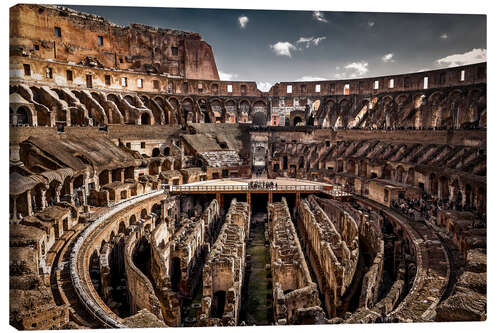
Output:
[[9, 4, 486, 329]]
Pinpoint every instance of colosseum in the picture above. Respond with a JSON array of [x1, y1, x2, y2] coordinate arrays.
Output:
[[9, 4, 486, 329]]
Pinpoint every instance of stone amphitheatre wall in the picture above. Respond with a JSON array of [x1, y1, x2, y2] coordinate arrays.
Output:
[[354, 198, 450, 322], [334, 129, 485, 147]]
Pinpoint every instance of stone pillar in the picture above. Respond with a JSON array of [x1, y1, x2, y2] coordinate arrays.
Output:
[[11, 195, 17, 223], [108, 170, 113, 185], [50, 106, 57, 127], [64, 179, 74, 204], [65, 107, 71, 126], [82, 176, 89, 206], [40, 186, 48, 210], [55, 184, 62, 203], [26, 190, 33, 217]]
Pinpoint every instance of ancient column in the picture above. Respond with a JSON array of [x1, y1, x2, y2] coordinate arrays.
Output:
[[40, 185, 48, 210], [55, 184, 62, 203]]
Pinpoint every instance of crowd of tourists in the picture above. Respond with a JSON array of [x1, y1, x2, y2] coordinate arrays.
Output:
[[248, 181, 278, 190], [391, 192, 485, 226]]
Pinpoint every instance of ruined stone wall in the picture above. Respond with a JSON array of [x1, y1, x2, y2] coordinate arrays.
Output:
[[297, 195, 359, 318], [146, 198, 219, 326], [124, 232, 164, 322], [10, 4, 219, 80], [199, 199, 250, 326], [268, 198, 323, 324], [70, 191, 166, 328]]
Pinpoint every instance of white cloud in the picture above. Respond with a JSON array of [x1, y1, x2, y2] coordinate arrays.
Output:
[[218, 71, 238, 81], [368, 21, 375, 28], [296, 36, 326, 48], [257, 82, 273, 92], [345, 61, 369, 77], [270, 35, 325, 57], [313, 11, 328, 23], [382, 53, 395, 63], [436, 48, 486, 67], [270, 41, 297, 57], [296, 76, 327, 81], [440, 33, 448, 39], [238, 16, 249, 28]]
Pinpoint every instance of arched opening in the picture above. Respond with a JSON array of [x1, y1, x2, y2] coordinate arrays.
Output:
[[132, 236, 153, 283], [124, 95, 137, 107], [347, 160, 356, 174], [170, 257, 181, 292], [382, 165, 393, 180], [89, 250, 102, 297], [15, 106, 31, 125], [465, 184, 472, 208], [129, 215, 137, 225], [293, 116, 302, 126], [152, 148, 160, 157], [252, 112, 266, 126], [182, 100, 194, 124], [118, 221, 126, 235], [112, 169, 122, 183], [108, 237, 130, 317], [140, 112, 151, 125], [430, 173, 438, 196], [140, 208, 148, 219], [99, 170, 110, 187], [152, 203, 161, 215], [439, 176, 449, 200], [149, 160, 160, 175], [163, 147, 170, 156], [125, 167, 135, 180], [395, 166, 405, 183]]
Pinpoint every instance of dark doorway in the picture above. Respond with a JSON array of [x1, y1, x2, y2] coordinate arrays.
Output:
[[211, 290, 227, 318], [141, 112, 151, 125], [293, 116, 302, 126], [170, 257, 181, 292]]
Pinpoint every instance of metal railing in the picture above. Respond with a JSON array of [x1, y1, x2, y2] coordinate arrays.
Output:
[[170, 184, 324, 192], [169, 184, 351, 197]]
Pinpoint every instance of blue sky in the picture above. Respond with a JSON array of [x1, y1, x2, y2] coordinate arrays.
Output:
[[67, 5, 486, 91]]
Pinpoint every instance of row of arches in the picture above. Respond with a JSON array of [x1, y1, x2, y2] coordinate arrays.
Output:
[[316, 87, 486, 130], [10, 85, 270, 127]]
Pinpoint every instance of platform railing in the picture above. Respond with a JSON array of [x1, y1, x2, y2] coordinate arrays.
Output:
[[168, 184, 350, 197]]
